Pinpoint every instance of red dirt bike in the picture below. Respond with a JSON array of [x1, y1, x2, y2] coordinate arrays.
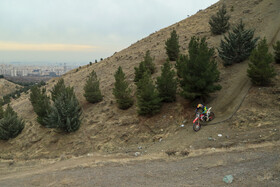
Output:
[[193, 107, 215, 132]]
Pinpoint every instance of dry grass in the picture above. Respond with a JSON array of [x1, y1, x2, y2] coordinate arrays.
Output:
[[1, 0, 280, 160], [0, 79, 21, 98]]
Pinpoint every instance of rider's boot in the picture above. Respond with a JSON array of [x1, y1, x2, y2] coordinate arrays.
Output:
[[203, 115, 207, 121]]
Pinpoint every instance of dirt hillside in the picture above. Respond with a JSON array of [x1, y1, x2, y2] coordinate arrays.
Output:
[[0, 0, 280, 160], [0, 79, 21, 98]]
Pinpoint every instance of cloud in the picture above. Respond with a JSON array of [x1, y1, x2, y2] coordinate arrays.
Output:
[[0, 0, 219, 64], [0, 41, 98, 51]]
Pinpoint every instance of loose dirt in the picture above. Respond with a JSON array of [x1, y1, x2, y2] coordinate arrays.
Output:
[[0, 0, 280, 185], [0, 79, 21, 98], [0, 142, 279, 186]]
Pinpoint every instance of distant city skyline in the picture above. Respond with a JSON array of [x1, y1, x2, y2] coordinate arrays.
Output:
[[0, 63, 74, 77], [0, 0, 219, 66], [0, 60, 81, 66]]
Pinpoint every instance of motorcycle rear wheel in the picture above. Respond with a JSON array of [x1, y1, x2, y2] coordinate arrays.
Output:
[[208, 112, 215, 121], [193, 121, 201, 132]]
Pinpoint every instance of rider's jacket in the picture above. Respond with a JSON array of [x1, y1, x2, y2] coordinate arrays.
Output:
[[196, 105, 208, 114]]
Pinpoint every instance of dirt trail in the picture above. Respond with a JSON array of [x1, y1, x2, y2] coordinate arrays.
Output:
[[209, 10, 280, 124], [1, 2, 280, 184], [144, 13, 280, 153], [1, 0, 280, 161], [0, 142, 279, 187], [209, 11, 280, 124], [209, 62, 251, 124]]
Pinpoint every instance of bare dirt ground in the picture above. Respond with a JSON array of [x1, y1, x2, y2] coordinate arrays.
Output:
[[0, 79, 21, 98], [0, 0, 279, 160], [0, 142, 279, 186], [0, 0, 280, 186]]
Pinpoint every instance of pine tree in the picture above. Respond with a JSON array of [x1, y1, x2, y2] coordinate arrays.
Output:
[[219, 20, 259, 66], [0, 105, 24, 140], [51, 79, 66, 102], [30, 85, 51, 126], [4, 104, 17, 117], [209, 4, 230, 35], [165, 30, 180, 61], [156, 60, 177, 102], [136, 72, 161, 115], [134, 61, 146, 83], [0, 105, 4, 119], [0, 98, 4, 107], [143, 50, 155, 74], [3, 95, 10, 105], [247, 38, 276, 86], [134, 61, 148, 83], [134, 51, 155, 82], [113, 66, 133, 109], [180, 36, 221, 100], [273, 40, 280, 64], [84, 70, 103, 103], [175, 54, 188, 78], [44, 86, 82, 132]]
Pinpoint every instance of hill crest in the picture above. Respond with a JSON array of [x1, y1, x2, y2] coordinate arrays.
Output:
[[0, 78, 21, 99]]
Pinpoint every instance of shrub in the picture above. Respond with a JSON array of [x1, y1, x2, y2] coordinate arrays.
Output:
[[175, 55, 188, 78], [51, 79, 66, 102], [209, 4, 230, 35], [156, 60, 177, 102], [247, 38, 276, 86], [143, 50, 155, 74], [3, 95, 11, 105], [0, 105, 24, 140], [273, 40, 280, 64], [134, 50, 155, 82], [165, 30, 180, 61], [134, 61, 148, 83], [4, 104, 17, 116], [179, 36, 221, 100], [29, 85, 51, 126], [44, 86, 82, 132], [83, 70, 103, 103], [0, 99, 4, 107], [113, 66, 133, 109], [136, 72, 161, 115], [219, 20, 259, 66], [0, 105, 4, 119]]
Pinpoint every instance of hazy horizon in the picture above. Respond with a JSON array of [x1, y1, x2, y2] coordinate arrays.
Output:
[[0, 0, 219, 66]]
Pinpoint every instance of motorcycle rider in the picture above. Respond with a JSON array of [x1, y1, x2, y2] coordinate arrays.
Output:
[[195, 104, 208, 121]]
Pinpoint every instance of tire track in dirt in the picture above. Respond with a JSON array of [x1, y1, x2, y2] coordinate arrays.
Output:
[[145, 13, 280, 153], [208, 62, 251, 125], [1, 142, 279, 187], [208, 14, 280, 125]]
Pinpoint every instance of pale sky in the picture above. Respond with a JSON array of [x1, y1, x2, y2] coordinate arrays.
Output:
[[0, 0, 219, 66]]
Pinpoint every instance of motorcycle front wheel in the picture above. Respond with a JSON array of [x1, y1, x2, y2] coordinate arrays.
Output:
[[193, 121, 201, 132]]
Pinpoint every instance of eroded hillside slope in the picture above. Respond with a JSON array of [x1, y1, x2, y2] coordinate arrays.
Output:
[[1, 0, 280, 160], [0, 79, 21, 98]]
